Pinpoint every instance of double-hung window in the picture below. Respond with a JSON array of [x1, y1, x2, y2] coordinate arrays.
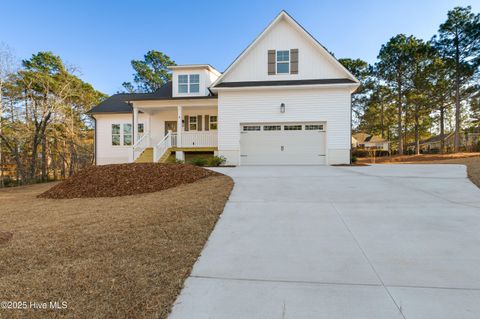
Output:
[[137, 123, 145, 138], [189, 74, 199, 93], [209, 116, 217, 130], [123, 124, 132, 146], [112, 124, 121, 146], [178, 74, 200, 94], [178, 75, 188, 93], [189, 116, 197, 130], [112, 123, 142, 146], [276, 50, 290, 74]]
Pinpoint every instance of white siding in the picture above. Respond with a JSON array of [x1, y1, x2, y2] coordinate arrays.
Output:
[[218, 87, 351, 165], [94, 113, 149, 165], [94, 107, 218, 165], [222, 18, 346, 83]]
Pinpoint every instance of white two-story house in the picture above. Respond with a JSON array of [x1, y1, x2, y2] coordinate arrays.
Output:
[[88, 11, 359, 165]]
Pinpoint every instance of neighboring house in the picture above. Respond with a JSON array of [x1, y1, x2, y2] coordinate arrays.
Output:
[[352, 133, 389, 151], [351, 136, 358, 148], [408, 131, 480, 153], [88, 11, 359, 165]]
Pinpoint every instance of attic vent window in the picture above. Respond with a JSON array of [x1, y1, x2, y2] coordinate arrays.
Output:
[[276, 50, 290, 73]]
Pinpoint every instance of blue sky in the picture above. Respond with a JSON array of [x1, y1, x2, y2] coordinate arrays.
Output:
[[0, 0, 477, 95]]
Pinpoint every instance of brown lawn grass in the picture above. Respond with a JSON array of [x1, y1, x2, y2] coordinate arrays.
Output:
[[0, 175, 233, 318], [358, 153, 480, 188]]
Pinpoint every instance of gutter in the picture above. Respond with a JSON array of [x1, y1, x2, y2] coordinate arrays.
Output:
[[93, 116, 97, 165]]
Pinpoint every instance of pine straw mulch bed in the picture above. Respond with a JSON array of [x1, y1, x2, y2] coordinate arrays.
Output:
[[357, 152, 480, 164], [0, 169, 233, 318], [38, 163, 220, 199]]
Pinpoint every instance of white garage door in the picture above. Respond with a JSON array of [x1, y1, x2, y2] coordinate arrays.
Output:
[[240, 123, 326, 165]]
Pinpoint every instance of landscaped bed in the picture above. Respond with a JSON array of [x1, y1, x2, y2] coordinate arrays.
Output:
[[0, 164, 233, 318], [38, 163, 221, 199], [358, 153, 480, 188]]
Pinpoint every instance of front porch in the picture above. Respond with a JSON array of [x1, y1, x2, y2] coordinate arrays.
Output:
[[128, 101, 218, 163]]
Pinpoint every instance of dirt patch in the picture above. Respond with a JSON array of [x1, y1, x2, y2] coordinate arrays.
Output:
[[0, 175, 233, 318], [0, 231, 13, 245], [38, 163, 219, 199]]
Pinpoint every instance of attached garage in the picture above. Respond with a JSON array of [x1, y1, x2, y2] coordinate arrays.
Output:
[[240, 123, 326, 165]]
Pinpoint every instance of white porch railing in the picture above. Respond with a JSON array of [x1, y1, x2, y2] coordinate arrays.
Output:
[[179, 131, 218, 148], [153, 131, 173, 163], [129, 132, 150, 162], [150, 131, 218, 163]]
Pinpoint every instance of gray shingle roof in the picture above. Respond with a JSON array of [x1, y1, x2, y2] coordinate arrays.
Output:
[[87, 93, 134, 114], [87, 82, 216, 114]]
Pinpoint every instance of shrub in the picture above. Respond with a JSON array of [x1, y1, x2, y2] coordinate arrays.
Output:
[[207, 156, 227, 167], [166, 156, 184, 164], [190, 157, 208, 167], [351, 155, 358, 163], [352, 149, 369, 158]]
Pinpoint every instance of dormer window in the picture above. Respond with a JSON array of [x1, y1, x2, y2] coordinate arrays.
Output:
[[178, 74, 200, 94], [276, 50, 290, 74]]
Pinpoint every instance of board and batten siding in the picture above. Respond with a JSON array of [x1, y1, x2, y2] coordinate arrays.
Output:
[[221, 18, 345, 83], [217, 87, 351, 165]]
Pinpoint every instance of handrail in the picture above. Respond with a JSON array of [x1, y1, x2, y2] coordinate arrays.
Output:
[[133, 132, 149, 150], [156, 132, 171, 147], [153, 131, 172, 162], [130, 132, 150, 162]]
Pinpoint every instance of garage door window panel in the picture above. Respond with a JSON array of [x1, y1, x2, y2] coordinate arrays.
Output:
[[263, 125, 281, 131], [284, 125, 302, 130], [305, 124, 324, 130], [243, 125, 261, 131]]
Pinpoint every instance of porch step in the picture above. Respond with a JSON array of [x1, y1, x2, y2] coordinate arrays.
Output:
[[135, 147, 153, 163], [158, 148, 173, 163]]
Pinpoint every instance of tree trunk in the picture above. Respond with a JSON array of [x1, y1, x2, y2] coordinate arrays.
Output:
[[0, 79, 3, 187], [404, 107, 408, 153], [41, 133, 47, 182], [397, 75, 403, 155], [380, 102, 385, 138], [454, 29, 461, 152], [29, 127, 40, 181], [440, 106, 445, 154], [414, 106, 420, 155], [69, 142, 75, 177]]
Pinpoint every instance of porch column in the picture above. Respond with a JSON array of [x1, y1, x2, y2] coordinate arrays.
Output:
[[176, 106, 184, 161], [133, 106, 139, 144]]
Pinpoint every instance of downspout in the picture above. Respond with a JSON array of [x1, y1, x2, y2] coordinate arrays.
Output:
[[350, 94, 353, 164], [129, 101, 135, 162], [93, 116, 97, 165]]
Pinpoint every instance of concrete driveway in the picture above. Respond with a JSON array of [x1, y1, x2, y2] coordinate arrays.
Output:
[[169, 165, 480, 319]]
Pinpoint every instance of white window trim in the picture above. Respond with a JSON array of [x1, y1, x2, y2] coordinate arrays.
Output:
[[276, 50, 290, 74], [111, 124, 121, 146], [209, 115, 217, 130], [178, 74, 200, 94], [111, 123, 144, 146], [189, 116, 198, 131]]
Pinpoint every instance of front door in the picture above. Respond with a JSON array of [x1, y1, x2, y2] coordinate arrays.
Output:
[[165, 121, 177, 135]]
